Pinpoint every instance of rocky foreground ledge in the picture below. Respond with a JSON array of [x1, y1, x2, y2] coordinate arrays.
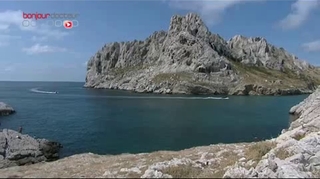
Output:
[[0, 129, 62, 169], [0, 102, 15, 116], [223, 87, 320, 177], [0, 88, 320, 178]]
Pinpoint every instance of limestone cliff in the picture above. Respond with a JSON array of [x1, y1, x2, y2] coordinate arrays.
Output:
[[84, 13, 320, 95], [0, 87, 320, 178]]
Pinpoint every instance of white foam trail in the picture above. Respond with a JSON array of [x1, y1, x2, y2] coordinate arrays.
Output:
[[30, 88, 58, 94], [205, 97, 229, 100]]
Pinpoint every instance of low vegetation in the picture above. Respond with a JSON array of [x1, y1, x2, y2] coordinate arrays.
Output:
[[161, 164, 202, 178], [210, 170, 226, 178], [245, 141, 276, 163], [152, 72, 192, 84], [312, 170, 320, 178], [231, 61, 320, 89], [219, 151, 240, 168], [274, 148, 293, 160], [111, 64, 147, 76], [292, 133, 306, 141], [208, 150, 240, 178]]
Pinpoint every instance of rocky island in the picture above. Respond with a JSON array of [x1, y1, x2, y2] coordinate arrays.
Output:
[[0, 86, 319, 178], [85, 13, 320, 95], [0, 102, 15, 116]]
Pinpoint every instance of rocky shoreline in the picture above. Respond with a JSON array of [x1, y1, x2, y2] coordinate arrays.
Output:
[[0, 129, 62, 169], [85, 13, 320, 96], [223, 86, 320, 177], [88, 83, 314, 96], [0, 87, 319, 178]]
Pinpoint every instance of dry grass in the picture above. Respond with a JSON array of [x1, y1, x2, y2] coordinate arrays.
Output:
[[110, 64, 147, 76], [7, 176, 22, 178], [245, 141, 276, 163], [219, 151, 240, 168], [312, 170, 320, 178], [152, 72, 192, 84], [210, 170, 226, 178], [145, 152, 176, 166], [208, 151, 240, 178], [274, 148, 292, 160], [193, 81, 213, 88], [0, 144, 249, 178], [231, 61, 320, 89], [292, 133, 306, 141], [161, 164, 202, 178]]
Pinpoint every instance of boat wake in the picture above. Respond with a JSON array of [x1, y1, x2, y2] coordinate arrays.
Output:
[[205, 97, 229, 100], [30, 88, 58, 94]]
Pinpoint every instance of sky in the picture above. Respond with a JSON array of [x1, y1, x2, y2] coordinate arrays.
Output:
[[0, 0, 319, 82]]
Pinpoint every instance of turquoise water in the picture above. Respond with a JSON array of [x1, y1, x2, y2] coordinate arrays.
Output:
[[0, 81, 307, 157]]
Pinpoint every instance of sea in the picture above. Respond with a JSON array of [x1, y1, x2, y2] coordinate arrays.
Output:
[[0, 81, 307, 158]]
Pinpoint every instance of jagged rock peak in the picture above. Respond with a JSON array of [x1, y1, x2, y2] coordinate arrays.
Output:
[[168, 13, 209, 37], [229, 35, 268, 44], [146, 30, 167, 41]]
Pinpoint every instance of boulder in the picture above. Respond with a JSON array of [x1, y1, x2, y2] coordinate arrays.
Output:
[[0, 102, 15, 116], [0, 129, 62, 169]]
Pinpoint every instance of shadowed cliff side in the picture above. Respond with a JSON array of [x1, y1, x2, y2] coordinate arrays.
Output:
[[84, 13, 320, 95]]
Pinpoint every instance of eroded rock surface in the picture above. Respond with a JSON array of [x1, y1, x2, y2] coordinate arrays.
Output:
[[0, 129, 62, 169], [223, 87, 320, 178], [85, 13, 320, 95]]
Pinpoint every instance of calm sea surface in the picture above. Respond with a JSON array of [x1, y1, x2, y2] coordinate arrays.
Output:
[[0, 81, 307, 157]]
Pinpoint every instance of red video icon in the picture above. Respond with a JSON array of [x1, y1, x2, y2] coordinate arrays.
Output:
[[63, 20, 73, 29]]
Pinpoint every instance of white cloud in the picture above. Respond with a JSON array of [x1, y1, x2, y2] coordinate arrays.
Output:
[[0, 34, 21, 46], [22, 44, 67, 55], [302, 40, 320, 52], [0, 10, 23, 28], [0, 24, 9, 30], [32, 36, 48, 42], [0, 10, 69, 40], [29, 23, 69, 40], [4, 66, 14, 72], [279, 0, 320, 30], [167, 0, 262, 24]]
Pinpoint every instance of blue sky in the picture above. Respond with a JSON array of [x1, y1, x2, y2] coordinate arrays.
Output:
[[0, 0, 319, 82]]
